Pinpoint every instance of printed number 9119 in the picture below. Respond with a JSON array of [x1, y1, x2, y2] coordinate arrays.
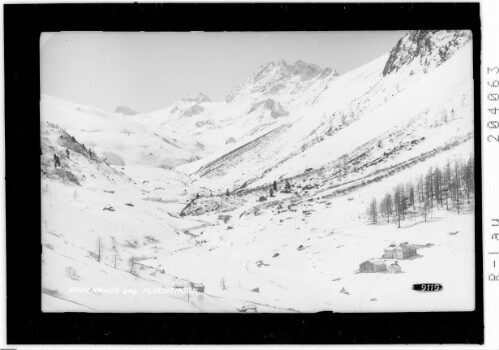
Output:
[[412, 283, 443, 292]]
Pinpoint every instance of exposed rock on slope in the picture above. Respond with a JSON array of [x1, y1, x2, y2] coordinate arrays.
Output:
[[225, 137, 236, 145], [115, 105, 139, 116], [383, 30, 472, 76], [248, 99, 289, 118], [182, 104, 205, 118]]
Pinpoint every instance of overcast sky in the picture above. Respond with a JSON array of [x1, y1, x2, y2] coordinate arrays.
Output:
[[40, 31, 407, 113]]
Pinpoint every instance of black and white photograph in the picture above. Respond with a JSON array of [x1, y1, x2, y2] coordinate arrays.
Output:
[[39, 29, 476, 313]]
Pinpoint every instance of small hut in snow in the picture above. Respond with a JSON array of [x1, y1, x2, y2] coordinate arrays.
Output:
[[359, 259, 387, 273], [189, 282, 205, 293], [388, 261, 402, 273]]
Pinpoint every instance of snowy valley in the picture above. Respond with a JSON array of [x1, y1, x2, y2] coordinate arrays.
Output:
[[41, 30, 476, 313]]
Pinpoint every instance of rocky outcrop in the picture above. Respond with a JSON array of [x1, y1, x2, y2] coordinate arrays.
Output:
[[248, 99, 289, 118], [115, 105, 139, 115], [383, 30, 472, 76], [182, 104, 205, 118]]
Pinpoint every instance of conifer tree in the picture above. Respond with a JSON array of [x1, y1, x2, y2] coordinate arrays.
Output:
[[385, 193, 393, 223], [369, 197, 378, 224]]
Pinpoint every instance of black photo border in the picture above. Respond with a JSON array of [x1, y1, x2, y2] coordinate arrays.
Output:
[[4, 2, 483, 345]]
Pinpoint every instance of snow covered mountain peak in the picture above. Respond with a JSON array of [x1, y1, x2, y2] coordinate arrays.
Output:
[[226, 59, 338, 103], [254, 59, 328, 81], [182, 92, 212, 104], [382, 30, 472, 76], [155, 93, 214, 120], [252, 59, 335, 84]]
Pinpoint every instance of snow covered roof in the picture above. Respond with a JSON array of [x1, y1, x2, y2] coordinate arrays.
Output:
[[385, 242, 416, 250], [364, 258, 386, 265], [189, 282, 205, 287], [399, 242, 416, 249], [389, 263, 401, 269]]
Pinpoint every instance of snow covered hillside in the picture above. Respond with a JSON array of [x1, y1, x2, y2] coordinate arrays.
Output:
[[41, 122, 131, 189], [178, 30, 473, 193], [41, 95, 212, 169], [41, 30, 476, 313]]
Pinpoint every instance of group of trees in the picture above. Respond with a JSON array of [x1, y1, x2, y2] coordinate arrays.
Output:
[[225, 179, 292, 199], [269, 180, 292, 197], [94, 236, 123, 272], [367, 154, 475, 227], [93, 236, 145, 276], [80, 142, 96, 159]]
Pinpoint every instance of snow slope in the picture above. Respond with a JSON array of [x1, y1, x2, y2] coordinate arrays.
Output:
[[41, 95, 212, 169], [177, 32, 473, 194]]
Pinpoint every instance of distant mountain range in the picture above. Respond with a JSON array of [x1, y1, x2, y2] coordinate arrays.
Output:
[[41, 30, 474, 192]]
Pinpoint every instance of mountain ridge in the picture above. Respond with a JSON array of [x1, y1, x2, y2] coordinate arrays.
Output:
[[383, 30, 472, 76]]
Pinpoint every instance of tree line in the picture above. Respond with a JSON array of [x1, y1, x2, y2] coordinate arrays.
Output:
[[367, 154, 475, 227]]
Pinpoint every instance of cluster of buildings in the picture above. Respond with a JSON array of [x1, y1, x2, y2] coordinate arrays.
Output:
[[359, 242, 418, 274]]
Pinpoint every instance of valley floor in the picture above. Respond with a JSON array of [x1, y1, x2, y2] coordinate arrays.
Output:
[[42, 163, 475, 313]]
